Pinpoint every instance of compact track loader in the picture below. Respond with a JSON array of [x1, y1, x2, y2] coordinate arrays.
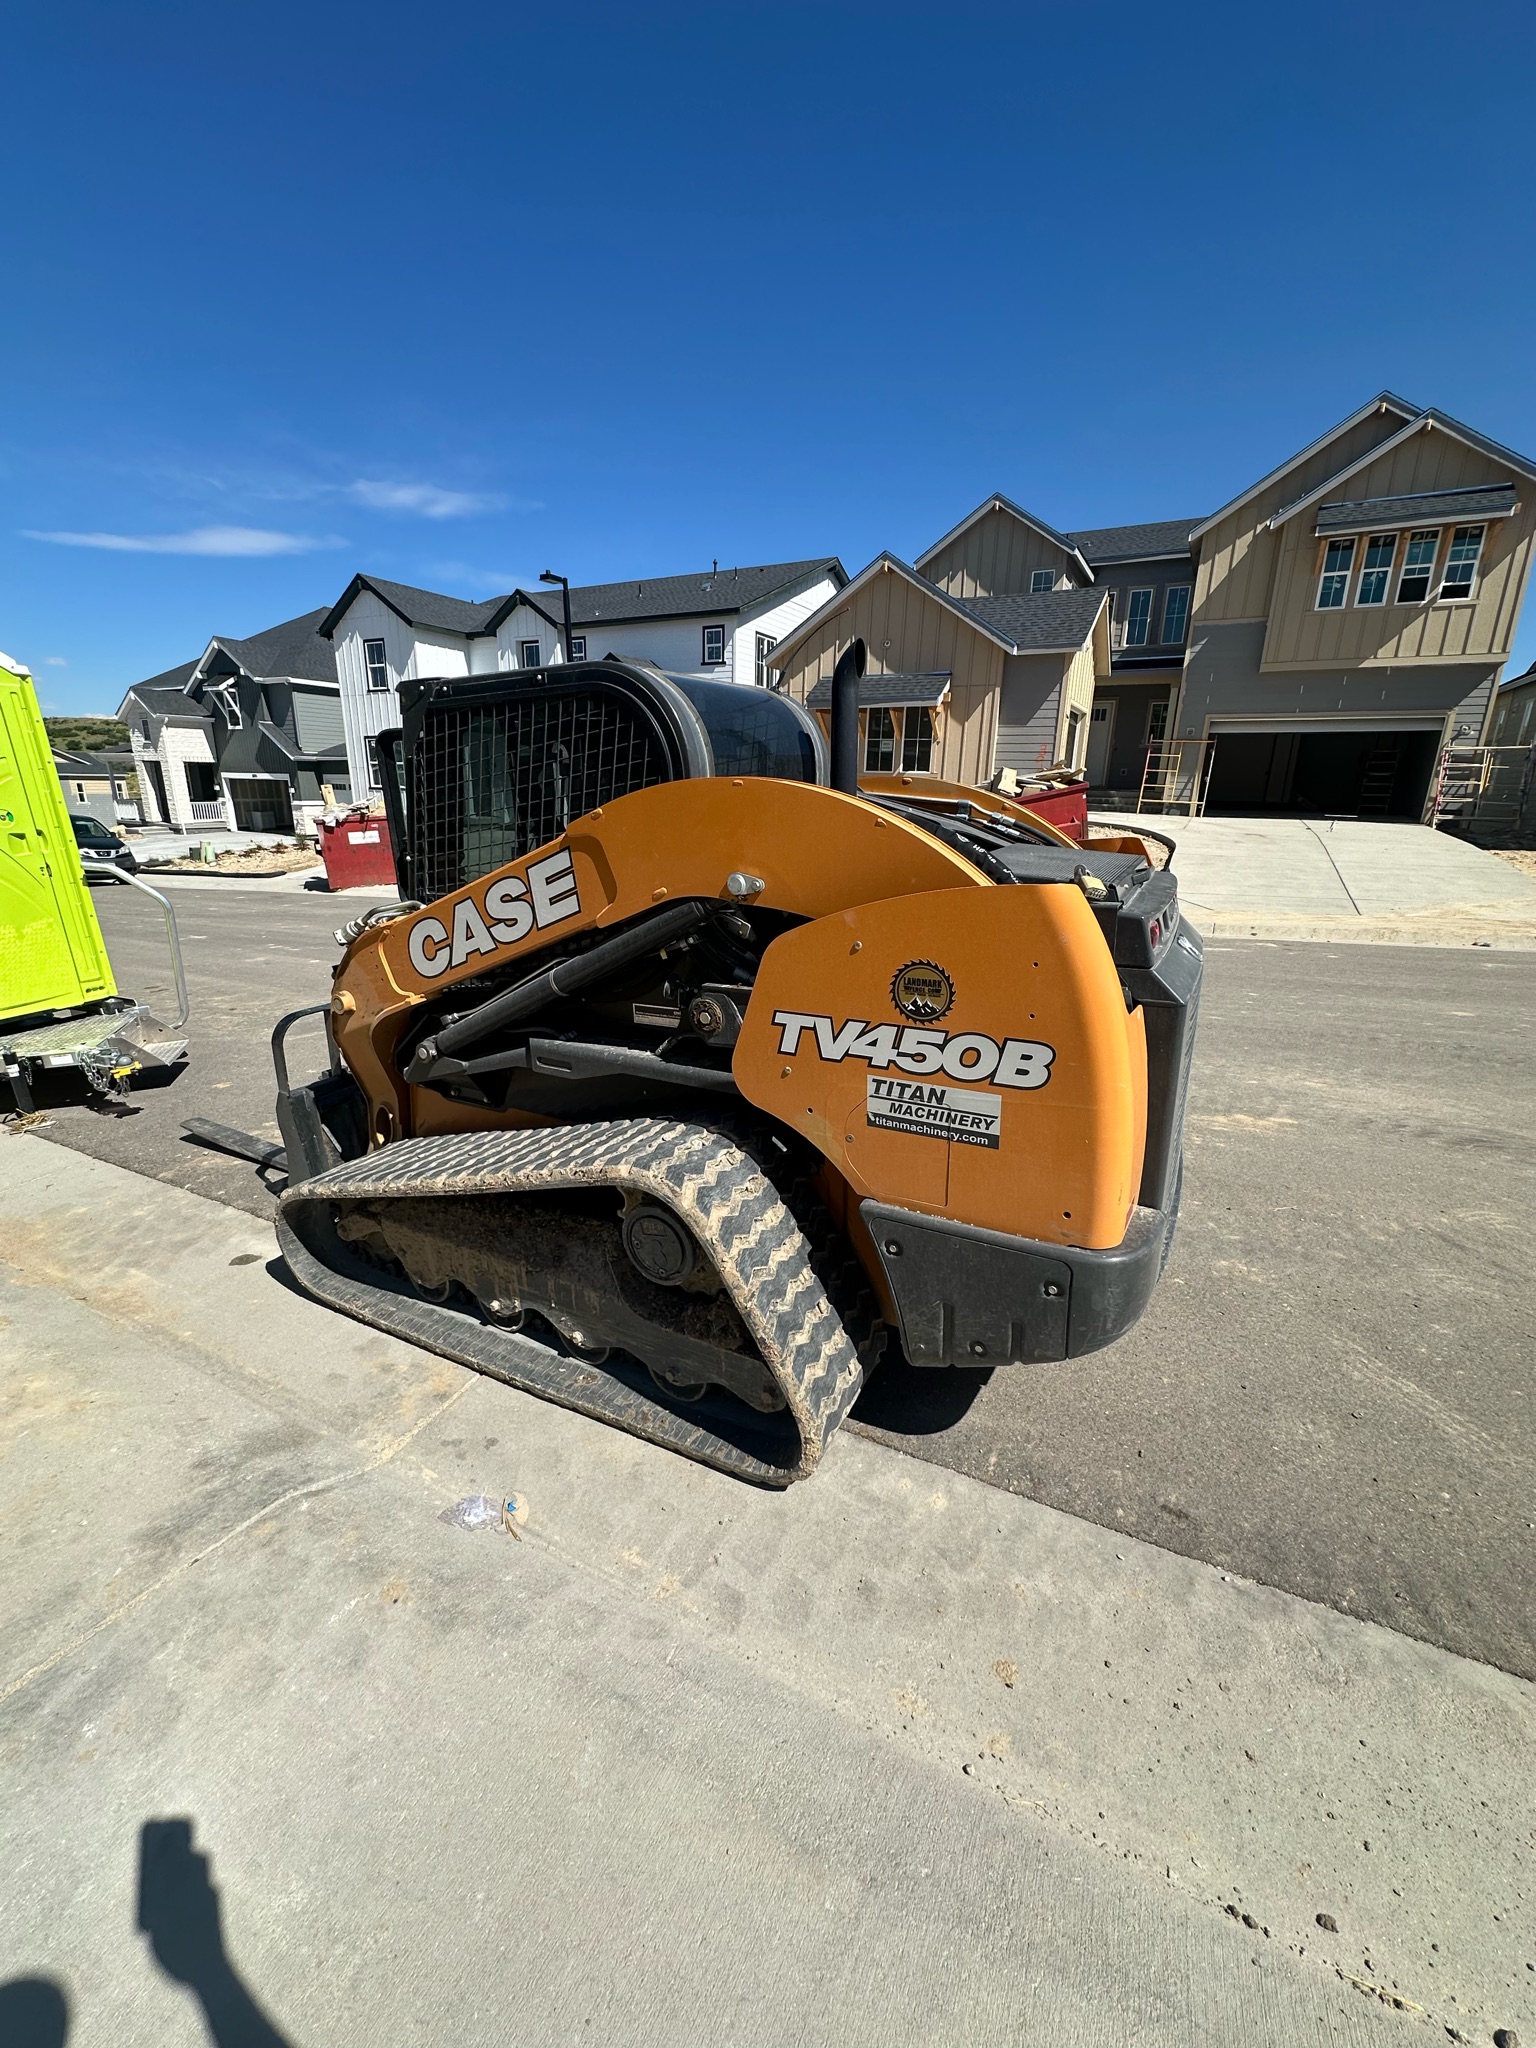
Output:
[[257, 647, 1200, 1484]]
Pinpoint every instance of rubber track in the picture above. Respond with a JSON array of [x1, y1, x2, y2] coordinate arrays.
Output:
[[277, 1119, 865, 1485]]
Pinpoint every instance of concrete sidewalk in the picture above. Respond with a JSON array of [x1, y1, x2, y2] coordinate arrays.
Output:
[[2, 1135, 1531, 2045], [1096, 813, 1536, 946]]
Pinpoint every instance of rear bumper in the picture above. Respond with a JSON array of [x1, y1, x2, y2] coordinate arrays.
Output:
[[861, 1196, 1175, 1367]]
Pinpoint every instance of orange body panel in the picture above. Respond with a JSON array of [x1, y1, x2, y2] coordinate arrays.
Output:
[[328, 774, 1148, 1256], [858, 771, 1079, 844], [734, 887, 1145, 1250]]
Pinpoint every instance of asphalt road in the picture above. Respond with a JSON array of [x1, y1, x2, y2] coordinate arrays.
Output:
[[28, 880, 1536, 1678]]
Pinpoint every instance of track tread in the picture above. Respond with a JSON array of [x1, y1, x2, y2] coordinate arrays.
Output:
[[277, 1119, 866, 1485]]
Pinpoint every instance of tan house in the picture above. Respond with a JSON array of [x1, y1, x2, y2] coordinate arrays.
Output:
[[771, 393, 1536, 820], [769, 550, 1109, 784], [1177, 393, 1536, 815]]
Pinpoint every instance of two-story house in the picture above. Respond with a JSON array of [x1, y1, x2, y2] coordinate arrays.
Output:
[[768, 392, 1536, 821], [319, 559, 846, 801], [118, 610, 347, 834], [1175, 393, 1536, 817]]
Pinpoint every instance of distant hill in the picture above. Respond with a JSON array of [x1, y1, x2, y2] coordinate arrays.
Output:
[[45, 716, 130, 754]]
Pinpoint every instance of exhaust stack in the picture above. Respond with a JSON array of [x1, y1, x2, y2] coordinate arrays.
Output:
[[829, 638, 868, 795]]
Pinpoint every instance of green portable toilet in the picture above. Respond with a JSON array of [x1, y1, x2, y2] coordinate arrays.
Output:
[[0, 650, 118, 1022]]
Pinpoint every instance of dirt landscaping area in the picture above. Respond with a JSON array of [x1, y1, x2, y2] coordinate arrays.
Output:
[[156, 844, 321, 876]]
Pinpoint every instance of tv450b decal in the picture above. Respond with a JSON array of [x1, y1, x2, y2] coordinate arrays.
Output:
[[772, 1010, 1054, 1090]]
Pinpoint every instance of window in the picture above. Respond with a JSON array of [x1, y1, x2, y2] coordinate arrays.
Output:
[[1161, 586, 1190, 643], [1315, 537, 1355, 609], [1030, 569, 1055, 593], [74, 781, 86, 803], [1066, 706, 1085, 767], [901, 706, 935, 772], [1439, 524, 1485, 601], [364, 638, 389, 691], [755, 631, 778, 689], [864, 707, 897, 772], [1147, 698, 1170, 748], [1396, 529, 1440, 604], [702, 624, 726, 665], [365, 736, 382, 789], [1354, 534, 1396, 606], [568, 635, 587, 661], [1124, 589, 1154, 645], [519, 639, 542, 668]]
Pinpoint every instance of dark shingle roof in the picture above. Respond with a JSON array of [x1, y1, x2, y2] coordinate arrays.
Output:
[[951, 588, 1107, 652], [325, 575, 506, 638], [1313, 485, 1518, 534], [209, 607, 338, 684], [1068, 520, 1199, 563], [519, 559, 844, 630], [52, 748, 133, 774], [805, 672, 951, 710], [133, 660, 199, 695]]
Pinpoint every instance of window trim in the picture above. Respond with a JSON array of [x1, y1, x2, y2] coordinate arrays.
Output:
[[702, 624, 726, 666], [1315, 536, 1356, 610], [1395, 528, 1441, 605], [519, 639, 542, 669], [863, 706, 897, 773], [568, 634, 587, 661], [365, 736, 383, 790], [363, 638, 390, 692], [1160, 585, 1190, 644], [1353, 533, 1397, 607], [1029, 569, 1055, 593], [900, 705, 935, 773], [1436, 524, 1485, 603], [1123, 587, 1154, 646], [754, 630, 778, 690]]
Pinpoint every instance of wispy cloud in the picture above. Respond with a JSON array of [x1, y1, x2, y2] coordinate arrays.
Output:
[[422, 560, 528, 593], [22, 525, 346, 557], [345, 480, 510, 520], [44, 654, 67, 666]]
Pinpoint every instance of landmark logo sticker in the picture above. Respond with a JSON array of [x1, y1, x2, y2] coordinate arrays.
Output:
[[890, 960, 955, 1024]]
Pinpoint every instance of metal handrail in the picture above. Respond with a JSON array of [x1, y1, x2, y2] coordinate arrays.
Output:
[[80, 857, 190, 1028]]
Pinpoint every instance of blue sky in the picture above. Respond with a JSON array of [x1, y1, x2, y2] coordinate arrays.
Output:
[[5, 0, 1535, 714]]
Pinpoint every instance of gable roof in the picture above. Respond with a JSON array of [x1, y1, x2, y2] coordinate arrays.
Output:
[[198, 607, 338, 685], [318, 574, 507, 640], [1189, 392, 1423, 542], [915, 494, 1093, 584], [321, 560, 846, 642], [1068, 519, 1199, 563], [484, 559, 845, 635], [1267, 408, 1536, 530], [766, 553, 1107, 678]]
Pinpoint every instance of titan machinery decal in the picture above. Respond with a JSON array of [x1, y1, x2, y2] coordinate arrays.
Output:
[[867, 1075, 1002, 1148], [773, 1011, 1055, 1095], [406, 848, 582, 980]]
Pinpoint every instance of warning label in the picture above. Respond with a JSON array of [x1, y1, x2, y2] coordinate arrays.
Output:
[[865, 1075, 1002, 1148]]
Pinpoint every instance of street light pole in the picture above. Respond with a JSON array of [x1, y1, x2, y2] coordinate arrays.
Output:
[[539, 570, 575, 662]]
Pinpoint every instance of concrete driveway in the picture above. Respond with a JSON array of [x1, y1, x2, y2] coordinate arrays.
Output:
[[1094, 814, 1536, 944]]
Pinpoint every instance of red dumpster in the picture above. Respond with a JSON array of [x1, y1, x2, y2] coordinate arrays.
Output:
[[1016, 776, 1089, 841], [317, 812, 397, 890]]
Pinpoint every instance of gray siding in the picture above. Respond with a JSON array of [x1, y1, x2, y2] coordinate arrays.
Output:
[[293, 687, 345, 752], [1176, 622, 1498, 740], [994, 654, 1064, 775]]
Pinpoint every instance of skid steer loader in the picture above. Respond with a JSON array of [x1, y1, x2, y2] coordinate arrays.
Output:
[[247, 646, 1200, 1484]]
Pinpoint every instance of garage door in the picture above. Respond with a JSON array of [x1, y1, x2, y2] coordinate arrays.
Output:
[[1204, 724, 1441, 818]]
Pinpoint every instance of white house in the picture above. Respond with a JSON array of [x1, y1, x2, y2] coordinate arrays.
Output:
[[318, 559, 846, 798]]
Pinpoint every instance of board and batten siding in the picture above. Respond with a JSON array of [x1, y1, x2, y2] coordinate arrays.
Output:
[[774, 566, 1004, 783], [292, 686, 345, 754], [1261, 430, 1536, 669], [920, 507, 1083, 598], [1192, 407, 1410, 627], [335, 592, 473, 794]]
